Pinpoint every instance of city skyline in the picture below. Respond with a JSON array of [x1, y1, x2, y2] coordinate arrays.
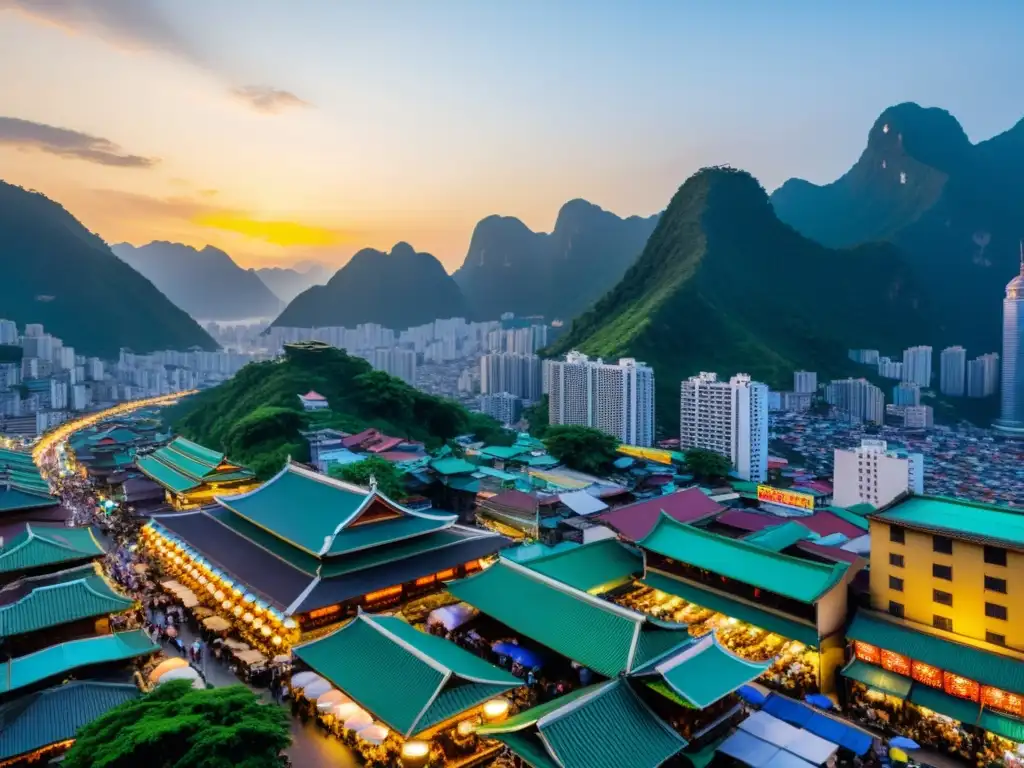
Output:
[[3, 1, 1024, 270]]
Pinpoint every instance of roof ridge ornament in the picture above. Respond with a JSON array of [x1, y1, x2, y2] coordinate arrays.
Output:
[[369, 473, 378, 493]]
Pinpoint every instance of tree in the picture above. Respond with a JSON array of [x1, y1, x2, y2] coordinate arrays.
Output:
[[543, 425, 618, 474], [329, 456, 406, 500], [683, 448, 732, 482], [63, 680, 290, 768], [522, 396, 549, 438]]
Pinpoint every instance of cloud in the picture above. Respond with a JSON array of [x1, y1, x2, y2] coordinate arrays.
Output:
[[230, 85, 310, 114], [194, 212, 342, 246], [0, 117, 157, 167]]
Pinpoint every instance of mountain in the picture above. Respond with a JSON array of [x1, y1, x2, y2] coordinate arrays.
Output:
[[256, 264, 330, 303], [772, 102, 1024, 352], [547, 167, 931, 427], [272, 242, 468, 329], [112, 241, 283, 322], [453, 199, 659, 322], [0, 181, 216, 358]]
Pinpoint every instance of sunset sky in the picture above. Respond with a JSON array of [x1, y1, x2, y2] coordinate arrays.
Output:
[[2, 0, 1023, 271]]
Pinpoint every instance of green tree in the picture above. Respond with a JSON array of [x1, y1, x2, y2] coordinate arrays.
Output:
[[63, 681, 290, 768], [683, 448, 732, 482], [467, 412, 515, 446], [543, 425, 618, 474], [329, 456, 406, 500], [523, 396, 549, 438]]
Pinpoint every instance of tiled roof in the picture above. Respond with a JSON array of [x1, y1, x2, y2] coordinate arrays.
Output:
[[166, 436, 224, 467], [479, 445, 528, 461], [480, 679, 686, 768], [0, 487, 58, 513], [0, 681, 140, 762], [639, 513, 848, 603], [523, 539, 642, 593], [847, 611, 1024, 695], [0, 630, 158, 694], [136, 454, 199, 494], [216, 462, 455, 556], [479, 490, 540, 513], [0, 565, 134, 638], [596, 487, 724, 541], [0, 525, 105, 576], [870, 495, 1024, 549], [137, 437, 253, 494], [743, 522, 815, 552], [294, 613, 519, 737], [430, 457, 477, 476], [447, 559, 690, 677], [718, 509, 865, 539]]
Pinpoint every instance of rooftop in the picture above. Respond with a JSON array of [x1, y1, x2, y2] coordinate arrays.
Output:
[[523, 539, 642, 593], [596, 487, 724, 541], [0, 525, 105, 576], [136, 436, 254, 494], [869, 495, 1024, 550]]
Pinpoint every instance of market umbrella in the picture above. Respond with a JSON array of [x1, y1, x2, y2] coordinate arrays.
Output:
[[889, 738, 920, 751], [302, 679, 333, 700], [334, 702, 363, 721], [290, 672, 324, 690], [343, 709, 373, 732], [889, 748, 909, 763], [158, 666, 202, 686], [491, 641, 543, 668], [202, 616, 231, 632], [317, 690, 350, 711], [149, 657, 189, 682], [804, 693, 833, 710], [737, 685, 767, 706], [180, 593, 199, 608], [357, 724, 389, 745]]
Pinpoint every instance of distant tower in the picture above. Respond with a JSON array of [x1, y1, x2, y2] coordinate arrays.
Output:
[[995, 242, 1024, 436]]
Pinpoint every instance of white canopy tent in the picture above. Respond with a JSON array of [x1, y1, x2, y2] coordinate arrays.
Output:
[[557, 490, 609, 517], [427, 603, 479, 632], [720, 712, 839, 768]]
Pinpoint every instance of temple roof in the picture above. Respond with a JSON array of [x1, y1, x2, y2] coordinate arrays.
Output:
[[136, 437, 253, 494], [0, 525, 105, 577]]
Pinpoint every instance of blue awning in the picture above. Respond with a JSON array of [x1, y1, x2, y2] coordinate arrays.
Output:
[[762, 695, 872, 755]]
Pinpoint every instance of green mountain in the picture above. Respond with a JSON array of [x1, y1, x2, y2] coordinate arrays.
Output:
[[166, 341, 506, 477], [547, 167, 931, 427], [0, 181, 216, 358], [453, 199, 659, 322], [113, 241, 283, 321], [272, 242, 467, 329], [772, 102, 1024, 352]]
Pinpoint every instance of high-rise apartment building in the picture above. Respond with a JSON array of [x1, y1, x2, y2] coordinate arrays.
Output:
[[825, 378, 885, 424], [901, 346, 933, 387], [996, 252, 1024, 435], [479, 393, 523, 426], [548, 351, 654, 446], [372, 346, 417, 385], [832, 438, 924, 508], [939, 346, 967, 397], [0, 320, 17, 345], [967, 353, 1000, 398], [793, 371, 817, 394], [848, 349, 880, 365], [877, 357, 903, 380], [480, 353, 542, 402], [903, 405, 934, 429], [679, 372, 768, 482], [892, 382, 921, 407]]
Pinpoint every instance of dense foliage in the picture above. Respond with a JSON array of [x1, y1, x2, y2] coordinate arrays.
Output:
[[0, 181, 216, 357], [543, 425, 619, 474], [166, 343, 508, 477], [328, 456, 406, 499], [272, 242, 468, 329], [683, 448, 733, 482], [772, 101, 1024, 353], [453, 199, 659, 321], [547, 167, 932, 428], [64, 681, 290, 768], [523, 395, 550, 438]]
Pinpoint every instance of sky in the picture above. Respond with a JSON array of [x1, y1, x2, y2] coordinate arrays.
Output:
[[2, 1, 1023, 272]]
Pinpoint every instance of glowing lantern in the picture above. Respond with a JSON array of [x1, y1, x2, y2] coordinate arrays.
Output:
[[482, 698, 509, 722], [456, 720, 475, 736], [401, 740, 431, 768], [173, 556, 183, 565], [214, 590, 225, 601], [206, 583, 216, 594], [271, 635, 282, 646], [252, 618, 264, 629], [261, 625, 272, 637], [283, 618, 297, 630], [243, 612, 254, 623], [232, 605, 243, 617], [222, 600, 233, 610]]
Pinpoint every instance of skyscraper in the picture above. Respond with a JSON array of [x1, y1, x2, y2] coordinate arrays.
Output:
[[825, 378, 885, 424], [939, 346, 967, 396], [793, 371, 817, 394], [679, 372, 768, 482], [892, 382, 920, 407], [548, 351, 655, 446], [480, 353, 542, 402], [996, 247, 1024, 435], [901, 346, 932, 387], [967, 353, 1000, 398]]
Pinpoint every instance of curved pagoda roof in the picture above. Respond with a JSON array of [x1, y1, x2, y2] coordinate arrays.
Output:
[[136, 436, 254, 494], [294, 612, 520, 737], [0, 525, 105, 577]]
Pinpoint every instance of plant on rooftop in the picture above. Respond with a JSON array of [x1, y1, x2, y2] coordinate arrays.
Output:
[[543, 425, 619, 474], [329, 456, 406, 500]]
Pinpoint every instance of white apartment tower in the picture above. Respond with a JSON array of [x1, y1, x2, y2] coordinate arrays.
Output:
[[902, 346, 933, 387], [547, 351, 654, 446], [939, 346, 967, 397], [833, 439, 924, 508], [793, 371, 817, 394], [679, 372, 768, 482]]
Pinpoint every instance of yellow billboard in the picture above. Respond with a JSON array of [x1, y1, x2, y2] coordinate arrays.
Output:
[[617, 445, 674, 465], [757, 484, 815, 511]]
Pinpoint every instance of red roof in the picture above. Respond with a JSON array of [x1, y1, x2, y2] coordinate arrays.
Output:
[[482, 489, 540, 514], [341, 428, 379, 449], [367, 437, 403, 454], [716, 509, 863, 539], [596, 487, 724, 541], [300, 390, 327, 401]]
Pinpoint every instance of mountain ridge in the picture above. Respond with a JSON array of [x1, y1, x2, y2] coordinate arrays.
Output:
[[255, 264, 330, 303]]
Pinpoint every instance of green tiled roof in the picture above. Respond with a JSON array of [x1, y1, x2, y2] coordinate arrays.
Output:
[[480, 445, 528, 461], [980, 709, 1024, 743], [491, 731, 560, 768], [0, 565, 133, 638], [846, 503, 876, 515], [909, 684, 980, 725], [841, 659, 912, 699], [0, 629, 158, 694], [430, 457, 477, 476], [730, 481, 759, 494], [0, 448, 37, 473], [870, 495, 1024, 549], [447, 559, 691, 677], [136, 454, 199, 493], [521, 454, 560, 469], [847, 612, 1024, 695], [446, 476, 481, 494], [0, 681, 141, 762], [638, 633, 774, 709], [744, 522, 815, 551], [639, 512, 848, 603], [822, 506, 871, 532], [294, 613, 519, 737], [166, 436, 225, 467], [0, 487, 57, 512], [481, 679, 686, 768], [641, 571, 820, 647], [524, 539, 642, 593], [217, 462, 455, 556], [0, 526, 105, 576]]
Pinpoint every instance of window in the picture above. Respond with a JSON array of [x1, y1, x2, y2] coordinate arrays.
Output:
[[932, 535, 954, 554], [889, 601, 905, 618], [985, 546, 1007, 566], [933, 589, 953, 606], [889, 576, 904, 592], [933, 564, 953, 581], [933, 615, 953, 632], [985, 576, 1007, 594], [889, 553, 905, 568], [986, 603, 1008, 621], [890, 526, 905, 544], [987, 632, 1006, 647]]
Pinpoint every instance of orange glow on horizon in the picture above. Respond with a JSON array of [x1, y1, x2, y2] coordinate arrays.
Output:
[[193, 213, 345, 247]]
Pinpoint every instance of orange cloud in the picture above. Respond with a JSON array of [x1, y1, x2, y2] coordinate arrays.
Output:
[[193, 212, 344, 247]]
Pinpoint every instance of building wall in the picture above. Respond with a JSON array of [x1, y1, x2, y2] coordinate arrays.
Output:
[[833, 440, 916, 508], [869, 519, 1024, 652]]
